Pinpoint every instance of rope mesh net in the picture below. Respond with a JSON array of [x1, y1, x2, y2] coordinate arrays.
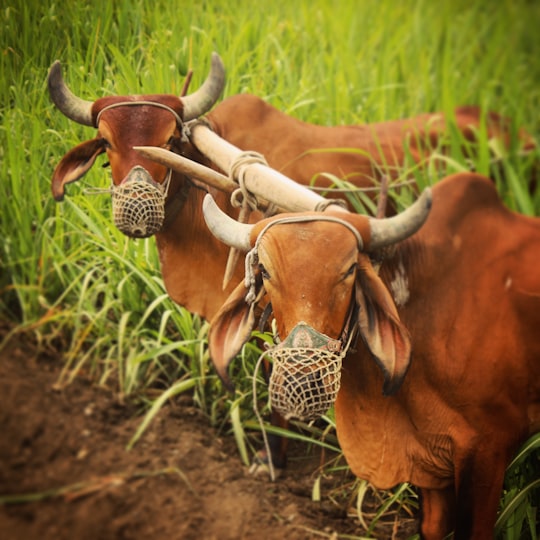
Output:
[[268, 346, 342, 421], [111, 178, 166, 238]]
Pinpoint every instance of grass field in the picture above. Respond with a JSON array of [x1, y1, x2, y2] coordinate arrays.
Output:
[[1, 0, 539, 537]]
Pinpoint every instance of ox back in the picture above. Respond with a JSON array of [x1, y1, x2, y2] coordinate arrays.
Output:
[[208, 94, 536, 196]]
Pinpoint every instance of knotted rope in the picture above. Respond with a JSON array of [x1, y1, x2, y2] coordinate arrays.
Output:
[[223, 151, 279, 289]]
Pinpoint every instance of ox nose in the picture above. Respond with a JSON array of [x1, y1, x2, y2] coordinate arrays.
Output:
[[267, 322, 344, 420], [123, 165, 153, 185], [129, 223, 149, 238], [282, 368, 325, 401], [111, 166, 166, 238]]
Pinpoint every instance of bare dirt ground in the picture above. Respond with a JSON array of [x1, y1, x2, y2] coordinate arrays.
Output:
[[0, 322, 419, 540]]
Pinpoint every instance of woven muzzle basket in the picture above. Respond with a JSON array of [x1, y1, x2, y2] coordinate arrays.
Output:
[[111, 166, 170, 238], [268, 343, 342, 421]]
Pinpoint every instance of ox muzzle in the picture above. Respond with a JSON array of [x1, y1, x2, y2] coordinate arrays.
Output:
[[267, 322, 345, 421], [111, 166, 171, 238]]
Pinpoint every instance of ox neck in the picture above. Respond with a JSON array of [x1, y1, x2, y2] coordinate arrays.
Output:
[[161, 172, 196, 230], [153, 186, 238, 320]]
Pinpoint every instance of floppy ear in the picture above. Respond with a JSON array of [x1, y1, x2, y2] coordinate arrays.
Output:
[[208, 274, 264, 390], [355, 255, 411, 396], [52, 138, 105, 201]]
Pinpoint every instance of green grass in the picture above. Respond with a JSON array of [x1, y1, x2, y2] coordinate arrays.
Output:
[[1, 0, 539, 537]]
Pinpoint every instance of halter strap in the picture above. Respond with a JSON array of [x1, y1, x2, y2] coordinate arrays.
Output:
[[95, 100, 185, 131], [253, 214, 364, 252]]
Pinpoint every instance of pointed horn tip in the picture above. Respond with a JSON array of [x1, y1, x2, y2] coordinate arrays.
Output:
[[202, 194, 254, 252], [47, 60, 62, 84], [203, 192, 216, 212], [406, 186, 433, 219], [410, 186, 433, 226], [133, 145, 154, 153], [180, 52, 226, 121], [202, 193, 222, 230], [46, 60, 94, 126], [210, 51, 225, 75], [368, 186, 433, 250], [420, 186, 433, 211]]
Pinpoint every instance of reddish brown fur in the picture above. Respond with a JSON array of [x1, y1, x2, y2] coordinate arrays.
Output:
[[208, 173, 540, 538], [52, 89, 536, 476], [52, 92, 534, 321], [51, 95, 248, 318], [209, 95, 536, 190]]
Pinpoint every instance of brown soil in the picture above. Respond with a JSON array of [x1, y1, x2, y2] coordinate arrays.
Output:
[[0, 323, 418, 540]]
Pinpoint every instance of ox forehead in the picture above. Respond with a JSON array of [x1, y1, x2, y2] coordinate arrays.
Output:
[[243, 214, 366, 305], [95, 99, 185, 128]]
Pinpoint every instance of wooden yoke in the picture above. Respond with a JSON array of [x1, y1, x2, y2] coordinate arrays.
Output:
[[135, 124, 345, 215], [136, 123, 347, 288]]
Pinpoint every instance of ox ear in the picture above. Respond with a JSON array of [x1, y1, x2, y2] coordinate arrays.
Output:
[[51, 138, 105, 201], [208, 276, 263, 391], [355, 256, 411, 396]]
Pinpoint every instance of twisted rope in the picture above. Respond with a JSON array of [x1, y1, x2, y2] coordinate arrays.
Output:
[[229, 150, 269, 212], [251, 348, 277, 482]]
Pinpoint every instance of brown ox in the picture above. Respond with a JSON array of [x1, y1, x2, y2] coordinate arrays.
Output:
[[207, 94, 536, 191], [49, 53, 534, 321], [48, 54, 535, 473], [203, 172, 540, 539]]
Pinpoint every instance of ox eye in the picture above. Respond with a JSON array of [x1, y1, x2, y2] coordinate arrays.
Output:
[[344, 262, 357, 279], [259, 264, 271, 280], [165, 136, 181, 151], [102, 137, 112, 150]]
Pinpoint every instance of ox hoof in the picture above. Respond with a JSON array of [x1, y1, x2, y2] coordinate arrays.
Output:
[[248, 460, 284, 479], [248, 450, 285, 479]]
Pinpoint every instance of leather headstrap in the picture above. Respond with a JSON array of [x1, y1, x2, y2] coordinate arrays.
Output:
[[95, 101, 189, 142]]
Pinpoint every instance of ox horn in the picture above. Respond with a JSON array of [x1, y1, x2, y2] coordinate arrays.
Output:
[[368, 187, 432, 250], [203, 188, 433, 253], [181, 52, 226, 121], [203, 194, 254, 251], [47, 61, 94, 126]]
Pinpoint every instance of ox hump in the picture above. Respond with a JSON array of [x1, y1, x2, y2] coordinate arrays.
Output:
[[389, 260, 410, 307]]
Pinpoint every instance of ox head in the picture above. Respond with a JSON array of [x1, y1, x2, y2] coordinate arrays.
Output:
[[48, 53, 225, 238], [203, 190, 432, 418]]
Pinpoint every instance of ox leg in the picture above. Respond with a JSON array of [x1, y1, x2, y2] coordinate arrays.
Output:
[[267, 409, 289, 468], [419, 486, 455, 540], [453, 447, 509, 540]]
